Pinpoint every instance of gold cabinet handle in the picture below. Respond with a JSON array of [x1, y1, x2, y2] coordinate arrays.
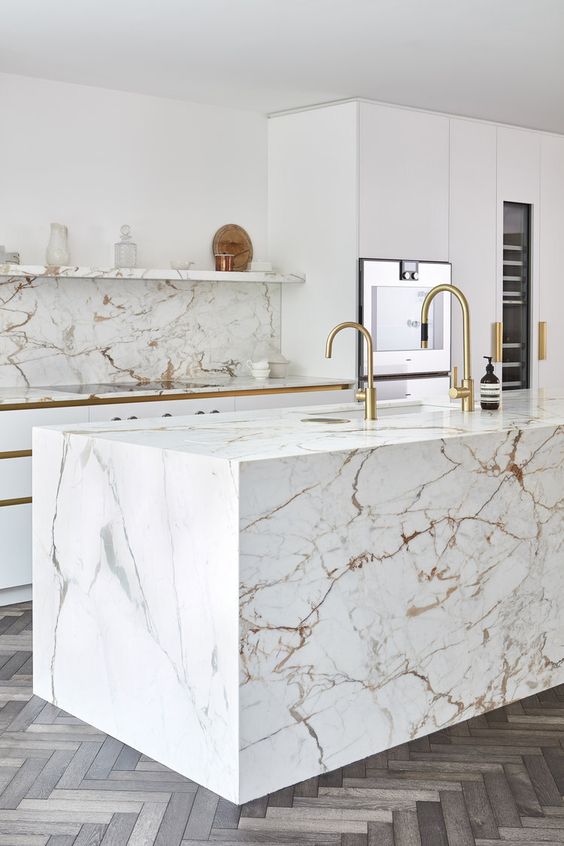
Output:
[[493, 322, 503, 363], [539, 321, 547, 361]]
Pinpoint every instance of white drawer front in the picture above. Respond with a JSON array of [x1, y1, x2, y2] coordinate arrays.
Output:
[[88, 396, 235, 423], [234, 389, 354, 411], [0, 457, 32, 501], [0, 503, 32, 590], [0, 406, 89, 452]]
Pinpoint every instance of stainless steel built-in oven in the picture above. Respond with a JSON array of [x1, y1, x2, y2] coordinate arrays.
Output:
[[359, 259, 451, 399]]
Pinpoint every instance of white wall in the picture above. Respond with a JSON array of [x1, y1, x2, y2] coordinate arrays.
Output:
[[0, 73, 267, 267]]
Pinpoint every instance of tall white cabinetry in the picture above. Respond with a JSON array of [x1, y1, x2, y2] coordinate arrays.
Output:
[[359, 105, 449, 260], [269, 102, 450, 380], [449, 119, 497, 386], [271, 99, 564, 393], [538, 134, 564, 389]]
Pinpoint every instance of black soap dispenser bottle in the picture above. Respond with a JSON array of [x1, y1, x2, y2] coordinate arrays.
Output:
[[480, 356, 500, 410]]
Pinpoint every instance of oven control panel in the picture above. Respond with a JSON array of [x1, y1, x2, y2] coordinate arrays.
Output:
[[400, 260, 419, 281]]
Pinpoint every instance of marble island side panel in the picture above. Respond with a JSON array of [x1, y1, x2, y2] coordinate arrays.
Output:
[[33, 416, 564, 803]]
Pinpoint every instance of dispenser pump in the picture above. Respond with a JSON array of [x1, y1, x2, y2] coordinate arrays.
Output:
[[480, 356, 500, 411]]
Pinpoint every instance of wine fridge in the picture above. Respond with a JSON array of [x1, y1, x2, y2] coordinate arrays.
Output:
[[502, 202, 532, 390]]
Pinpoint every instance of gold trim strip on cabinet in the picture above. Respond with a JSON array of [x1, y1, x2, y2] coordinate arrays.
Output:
[[0, 383, 353, 413], [0, 450, 32, 460], [539, 321, 547, 361], [0, 496, 31, 508], [493, 322, 503, 363]]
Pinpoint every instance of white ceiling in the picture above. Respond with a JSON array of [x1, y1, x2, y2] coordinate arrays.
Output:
[[2, 0, 564, 132]]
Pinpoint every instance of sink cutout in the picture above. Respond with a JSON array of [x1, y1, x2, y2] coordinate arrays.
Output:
[[301, 417, 351, 424]]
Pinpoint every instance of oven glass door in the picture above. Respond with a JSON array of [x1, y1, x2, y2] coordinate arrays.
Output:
[[361, 260, 451, 377]]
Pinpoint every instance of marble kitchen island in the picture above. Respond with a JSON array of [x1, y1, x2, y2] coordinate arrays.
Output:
[[33, 390, 564, 803]]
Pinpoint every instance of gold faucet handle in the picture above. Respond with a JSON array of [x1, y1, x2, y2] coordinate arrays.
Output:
[[355, 388, 366, 403], [450, 365, 458, 390], [449, 385, 469, 400]]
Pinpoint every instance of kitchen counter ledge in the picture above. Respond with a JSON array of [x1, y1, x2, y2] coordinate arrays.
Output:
[[33, 389, 564, 803], [0, 376, 352, 410]]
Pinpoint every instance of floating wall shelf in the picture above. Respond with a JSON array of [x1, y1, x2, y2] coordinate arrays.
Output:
[[0, 265, 305, 284]]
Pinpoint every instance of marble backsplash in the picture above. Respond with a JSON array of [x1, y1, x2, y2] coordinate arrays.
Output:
[[0, 274, 281, 386]]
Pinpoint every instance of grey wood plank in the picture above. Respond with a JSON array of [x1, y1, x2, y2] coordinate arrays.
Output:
[[213, 797, 241, 828], [112, 745, 141, 772], [319, 769, 342, 788], [26, 749, 75, 799], [483, 770, 521, 828], [461, 781, 499, 839], [341, 835, 368, 846], [367, 821, 394, 846], [0, 756, 47, 809], [0, 652, 31, 680], [439, 789, 474, 846], [343, 762, 366, 779], [73, 824, 107, 846], [56, 742, 103, 789], [205, 833, 340, 844], [154, 792, 196, 846], [99, 813, 137, 845], [127, 800, 167, 846], [524, 753, 564, 806], [183, 786, 219, 840], [503, 761, 544, 817], [267, 788, 294, 808], [7, 695, 46, 732], [86, 737, 124, 780], [80, 777, 197, 794], [35, 704, 60, 725], [292, 776, 319, 798], [240, 796, 268, 818], [393, 809, 422, 846], [416, 801, 448, 846], [4, 611, 32, 635], [543, 747, 564, 792], [46, 837, 75, 846]]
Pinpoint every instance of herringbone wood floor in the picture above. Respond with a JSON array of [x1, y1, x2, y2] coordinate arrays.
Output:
[[3, 604, 564, 844]]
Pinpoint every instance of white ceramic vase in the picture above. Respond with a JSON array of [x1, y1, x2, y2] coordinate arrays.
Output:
[[46, 223, 69, 265]]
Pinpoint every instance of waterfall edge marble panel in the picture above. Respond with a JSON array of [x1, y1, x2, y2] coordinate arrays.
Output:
[[32, 431, 241, 801], [32, 394, 564, 803], [0, 275, 280, 386]]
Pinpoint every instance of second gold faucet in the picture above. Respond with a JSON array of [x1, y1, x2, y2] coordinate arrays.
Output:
[[420, 284, 474, 412]]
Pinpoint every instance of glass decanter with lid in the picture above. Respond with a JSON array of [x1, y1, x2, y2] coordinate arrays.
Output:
[[114, 224, 137, 268]]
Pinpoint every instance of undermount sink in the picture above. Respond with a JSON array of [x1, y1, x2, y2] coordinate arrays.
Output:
[[301, 399, 428, 423]]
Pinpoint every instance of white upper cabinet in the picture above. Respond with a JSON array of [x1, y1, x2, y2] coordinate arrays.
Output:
[[538, 134, 564, 389], [449, 119, 497, 384], [359, 104, 450, 260]]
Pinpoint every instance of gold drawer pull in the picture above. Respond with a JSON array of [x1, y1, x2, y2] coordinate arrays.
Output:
[[539, 321, 547, 361], [493, 322, 503, 362]]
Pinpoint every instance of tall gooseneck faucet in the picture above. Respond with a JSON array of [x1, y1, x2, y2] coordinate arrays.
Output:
[[325, 322, 377, 420], [421, 284, 474, 412]]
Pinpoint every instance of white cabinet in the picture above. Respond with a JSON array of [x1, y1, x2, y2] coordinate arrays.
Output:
[[449, 119, 497, 383], [0, 504, 32, 593], [538, 134, 564, 389], [88, 396, 235, 422], [359, 104, 450, 260], [0, 405, 89, 600], [234, 389, 354, 411], [271, 101, 450, 381]]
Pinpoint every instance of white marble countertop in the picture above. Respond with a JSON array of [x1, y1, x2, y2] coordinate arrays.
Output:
[[44, 388, 564, 462], [0, 376, 353, 408]]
